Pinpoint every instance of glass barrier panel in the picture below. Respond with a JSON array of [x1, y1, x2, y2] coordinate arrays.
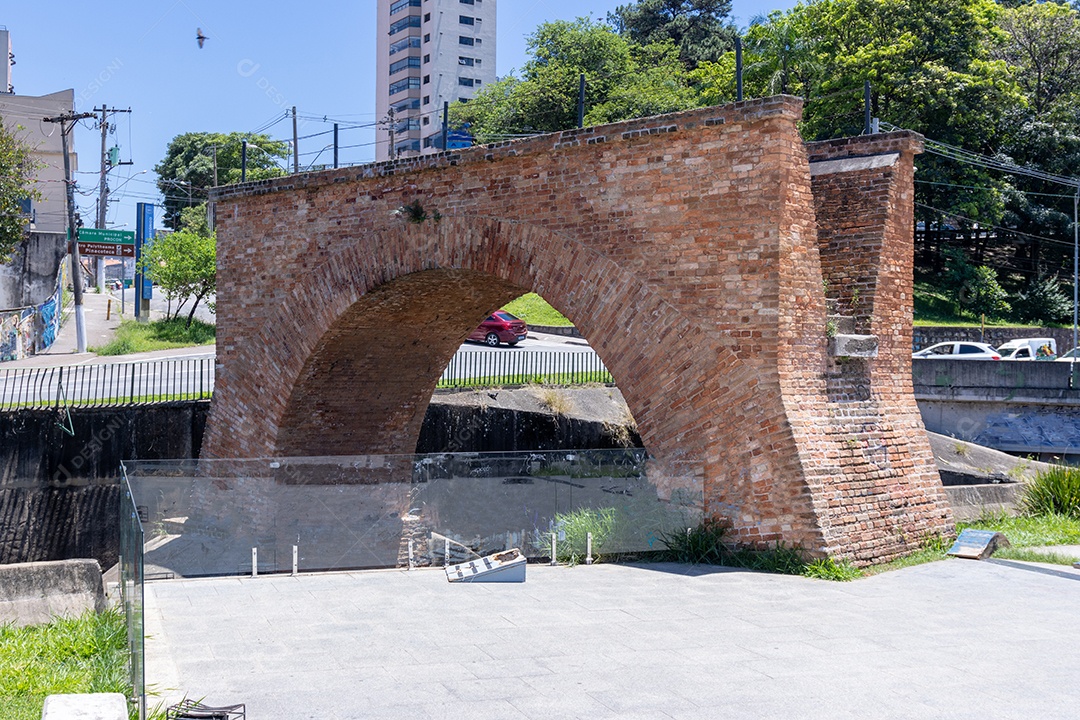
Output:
[[123, 450, 703, 579]]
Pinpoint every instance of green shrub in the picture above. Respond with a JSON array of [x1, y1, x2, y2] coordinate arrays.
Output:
[[659, 519, 728, 565], [1022, 466, 1080, 518], [550, 507, 622, 565]]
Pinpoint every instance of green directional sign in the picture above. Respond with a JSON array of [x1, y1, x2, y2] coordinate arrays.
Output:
[[79, 228, 135, 244]]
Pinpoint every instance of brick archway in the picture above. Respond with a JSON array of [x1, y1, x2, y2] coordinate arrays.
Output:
[[205, 97, 953, 563]]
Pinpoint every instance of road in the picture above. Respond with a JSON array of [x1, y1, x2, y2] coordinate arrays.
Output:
[[0, 332, 602, 406]]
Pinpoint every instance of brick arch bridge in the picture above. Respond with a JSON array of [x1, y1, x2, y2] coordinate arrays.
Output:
[[205, 96, 952, 564]]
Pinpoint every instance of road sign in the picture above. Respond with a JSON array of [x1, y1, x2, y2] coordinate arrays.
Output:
[[77, 241, 135, 258], [79, 228, 135, 244]]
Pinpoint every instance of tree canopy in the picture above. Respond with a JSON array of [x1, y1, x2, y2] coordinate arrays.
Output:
[[155, 132, 288, 229], [450, 17, 697, 142], [0, 118, 40, 263], [607, 0, 736, 68]]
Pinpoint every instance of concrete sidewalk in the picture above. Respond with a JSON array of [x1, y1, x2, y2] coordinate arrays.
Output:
[[144, 558, 1080, 719], [3, 291, 214, 369]]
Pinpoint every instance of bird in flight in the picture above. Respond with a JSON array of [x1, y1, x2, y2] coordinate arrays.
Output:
[[196, 28, 207, 48]]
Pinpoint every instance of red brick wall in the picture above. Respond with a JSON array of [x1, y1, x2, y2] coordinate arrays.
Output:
[[204, 97, 952, 564]]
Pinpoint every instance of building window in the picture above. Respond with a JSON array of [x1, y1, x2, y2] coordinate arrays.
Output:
[[424, 13, 430, 21], [423, 74, 430, 84], [389, 36, 421, 55], [389, 77, 422, 95], [398, 139, 421, 153], [460, 0, 474, 4], [423, 95, 430, 104], [422, 116, 430, 125], [459, 15, 475, 25], [423, 33, 430, 42], [458, 56, 475, 66], [390, 57, 422, 74], [389, 15, 422, 36], [459, 36, 474, 46], [395, 118, 420, 133], [459, 77, 475, 87], [423, 54, 430, 63], [394, 98, 421, 112], [390, 0, 421, 15]]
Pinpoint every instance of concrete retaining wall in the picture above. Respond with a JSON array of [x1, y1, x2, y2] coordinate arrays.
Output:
[[0, 559, 105, 628], [0, 402, 209, 483]]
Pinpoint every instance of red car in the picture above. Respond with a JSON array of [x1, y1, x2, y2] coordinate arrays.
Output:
[[468, 310, 528, 347]]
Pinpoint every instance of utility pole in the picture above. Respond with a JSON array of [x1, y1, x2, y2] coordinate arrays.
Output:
[[386, 107, 396, 158], [442, 102, 449, 151], [94, 106, 131, 293], [291, 106, 299, 173], [44, 110, 95, 353]]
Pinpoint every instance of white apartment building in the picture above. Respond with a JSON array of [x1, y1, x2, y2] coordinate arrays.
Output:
[[375, 0, 496, 161]]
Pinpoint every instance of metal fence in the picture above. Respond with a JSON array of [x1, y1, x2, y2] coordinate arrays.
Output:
[[0, 357, 214, 411], [0, 349, 611, 410], [437, 349, 612, 388]]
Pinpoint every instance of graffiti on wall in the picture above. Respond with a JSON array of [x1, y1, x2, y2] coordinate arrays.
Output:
[[0, 262, 68, 362]]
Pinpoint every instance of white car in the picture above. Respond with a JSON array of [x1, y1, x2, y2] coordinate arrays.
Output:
[[1056, 347, 1080, 363], [912, 341, 1002, 360]]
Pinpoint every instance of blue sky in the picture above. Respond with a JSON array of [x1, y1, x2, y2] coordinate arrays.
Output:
[[2, 0, 796, 229]]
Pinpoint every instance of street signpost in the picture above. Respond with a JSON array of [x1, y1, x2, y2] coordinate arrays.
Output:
[[74, 228, 135, 257], [79, 228, 135, 244]]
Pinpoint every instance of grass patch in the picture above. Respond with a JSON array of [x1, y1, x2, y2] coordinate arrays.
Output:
[[504, 293, 573, 327], [960, 511, 1080, 547], [993, 547, 1080, 566], [0, 608, 131, 720], [92, 318, 215, 356], [861, 535, 952, 576]]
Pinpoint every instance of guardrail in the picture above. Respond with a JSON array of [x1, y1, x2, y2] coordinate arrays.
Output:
[[437, 349, 613, 388], [0, 357, 215, 411]]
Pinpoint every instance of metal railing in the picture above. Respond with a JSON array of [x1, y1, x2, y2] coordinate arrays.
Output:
[[437, 349, 612, 388], [0, 357, 214, 411], [0, 349, 613, 410]]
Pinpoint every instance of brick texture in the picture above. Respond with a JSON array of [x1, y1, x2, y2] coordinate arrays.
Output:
[[203, 96, 952, 564]]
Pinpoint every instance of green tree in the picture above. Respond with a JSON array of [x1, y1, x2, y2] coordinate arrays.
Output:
[[0, 118, 41, 262], [608, 0, 736, 68], [994, 1, 1080, 117], [1012, 274, 1072, 325], [155, 132, 288, 229], [450, 18, 697, 141], [743, 10, 820, 97], [138, 225, 216, 326], [945, 248, 1011, 319], [776, 0, 1024, 233]]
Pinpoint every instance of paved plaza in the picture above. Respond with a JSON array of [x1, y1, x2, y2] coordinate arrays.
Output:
[[144, 558, 1080, 719]]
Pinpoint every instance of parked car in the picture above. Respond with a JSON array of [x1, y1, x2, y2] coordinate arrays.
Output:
[[1056, 347, 1080, 363], [468, 310, 528, 347], [996, 337, 1056, 360], [912, 341, 1001, 360]]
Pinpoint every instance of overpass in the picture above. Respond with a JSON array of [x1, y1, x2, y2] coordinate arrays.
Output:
[[204, 96, 951, 565], [915, 359, 1080, 458]]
